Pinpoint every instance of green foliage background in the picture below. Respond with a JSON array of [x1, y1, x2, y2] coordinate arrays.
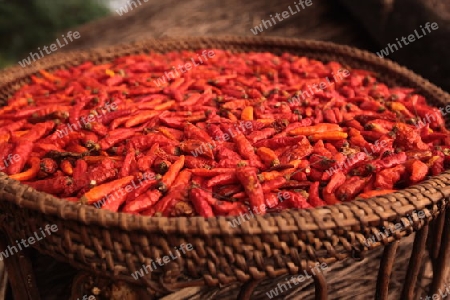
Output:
[[0, 0, 111, 68]]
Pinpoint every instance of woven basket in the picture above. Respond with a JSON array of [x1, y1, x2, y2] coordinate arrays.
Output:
[[0, 37, 449, 300]]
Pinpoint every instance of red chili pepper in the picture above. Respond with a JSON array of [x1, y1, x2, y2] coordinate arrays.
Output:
[[184, 156, 215, 169], [60, 160, 73, 176], [206, 172, 237, 188], [324, 171, 346, 194], [185, 122, 212, 143], [73, 159, 88, 181], [358, 189, 397, 199], [84, 159, 118, 188], [99, 129, 137, 150], [190, 168, 236, 177], [253, 135, 305, 148], [122, 189, 162, 213], [282, 191, 311, 208], [430, 153, 444, 176], [261, 176, 287, 193], [408, 159, 428, 183], [189, 186, 215, 217], [233, 134, 263, 168], [26, 176, 73, 195], [7, 139, 34, 175], [367, 152, 407, 172], [374, 165, 405, 189], [158, 155, 185, 192], [236, 166, 266, 214], [336, 176, 369, 201], [308, 181, 326, 207], [100, 191, 128, 212], [279, 137, 313, 164], [215, 144, 242, 161], [39, 157, 58, 174], [120, 146, 136, 177], [19, 121, 54, 142], [180, 139, 214, 159], [153, 170, 191, 216], [130, 133, 178, 151], [394, 123, 429, 151]]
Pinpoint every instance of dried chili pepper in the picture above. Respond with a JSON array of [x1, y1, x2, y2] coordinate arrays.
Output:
[[2, 50, 448, 217], [374, 165, 405, 189], [60, 160, 73, 176], [8, 139, 34, 175], [366, 152, 407, 173], [40, 157, 58, 174], [80, 176, 134, 204], [408, 159, 428, 183], [206, 172, 238, 188], [122, 190, 162, 213], [189, 186, 215, 217], [154, 170, 191, 216], [26, 176, 73, 195], [236, 167, 266, 214], [158, 155, 185, 193], [289, 123, 343, 136], [9, 157, 40, 181], [336, 176, 369, 201]]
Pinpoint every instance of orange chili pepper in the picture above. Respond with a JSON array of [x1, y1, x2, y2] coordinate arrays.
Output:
[[9, 157, 40, 181], [158, 155, 185, 192], [308, 131, 348, 141], [0, 133, 10, 143], [80, 176, 134, 204], [288, 123, 342, 136], [125, 111, 159, 128], [60, 160, 73, 176], [358, 189, 397, 199], [256, 147, 280, 166], [241, 106, 254, 120], [154, 100, 175, 111]]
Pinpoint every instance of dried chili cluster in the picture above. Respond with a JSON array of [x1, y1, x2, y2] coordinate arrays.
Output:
[[1, 50, 449, 217]]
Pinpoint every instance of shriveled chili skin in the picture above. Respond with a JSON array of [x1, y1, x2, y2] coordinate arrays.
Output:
[[375, 165, 405, 189], [189, 187, 215, 217], [236, 167, 266, 214], [394, 123, 429, 151], [336, 176, 368, 201], [284, 191, 312, 209], [8, 140, 34, 175], [155, 170, 191, 216], [26, 176, 73, 195], [40, 157, 58, 174], [367, 152, 407, 173], [122, 190, 162, 213], [158, 155, 185, 192], [101, 192, 128, 212], [408, 159, 428, 183]]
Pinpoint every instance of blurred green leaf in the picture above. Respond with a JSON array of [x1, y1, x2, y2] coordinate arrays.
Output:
[[0, 0, 110, 68]]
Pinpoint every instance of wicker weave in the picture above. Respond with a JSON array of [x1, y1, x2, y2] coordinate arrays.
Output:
[[0, 37, 449, 298]]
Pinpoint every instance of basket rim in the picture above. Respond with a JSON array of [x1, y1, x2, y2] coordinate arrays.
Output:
[[0, 36, 449, 236]]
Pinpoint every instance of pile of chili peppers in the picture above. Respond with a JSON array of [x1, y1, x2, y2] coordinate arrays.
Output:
[[1, 50, 449, 217]]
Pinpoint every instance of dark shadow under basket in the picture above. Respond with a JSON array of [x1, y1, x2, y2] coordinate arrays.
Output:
[[0, 37, 449, 299]]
